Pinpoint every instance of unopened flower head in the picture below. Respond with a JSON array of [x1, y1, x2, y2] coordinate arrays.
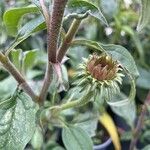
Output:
[[75, 53, 125, 100]]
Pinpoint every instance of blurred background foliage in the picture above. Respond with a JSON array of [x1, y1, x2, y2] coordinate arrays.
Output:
[[0, 0, 150, 149]]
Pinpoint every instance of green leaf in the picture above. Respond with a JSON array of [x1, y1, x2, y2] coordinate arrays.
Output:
[[11, 49, 22, 70], [100, 0, 118, 18], [18, 15, 46, 39], [110, 93, 136, 128], [142, 145, 150, 150], [67, 0, 108, 25], [137, 0, 150, 31], [6, 16, 46, 54], [136, 67, 150, 89], [3, 5, 39, 36], [101, 44, 139, 78], [0, 77, 17, 99], [75, 112, 98, 137], [62, 125, 93, 150], [0, 91, 37, 149], [22, 49, 38, 73]]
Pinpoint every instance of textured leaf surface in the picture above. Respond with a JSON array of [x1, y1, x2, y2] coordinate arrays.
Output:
[[137, 0, 150, 31], [62, 126, 93, 150], [0, 91, 37, 149], [67, 0, 108, 25]]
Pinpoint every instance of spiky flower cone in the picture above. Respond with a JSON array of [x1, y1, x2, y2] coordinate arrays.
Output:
[[74, 53, 124, 102]]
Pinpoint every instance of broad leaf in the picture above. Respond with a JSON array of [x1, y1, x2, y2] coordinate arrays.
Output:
[[100, 0, 118, 18], [18, 15, 46, 39], [67, 0, 108, 25], [62, 125, 93, 150], [0, 91, 37, 149], [136, 67, 150, 89], [110, 92, 136, 128], [142, 145, 150, 150], [76, 118, 97, 137], [3, 5, 39, 36], [137, 0, 150, 31], [6, 16, 46, 54], [75, 111, 98, 137]]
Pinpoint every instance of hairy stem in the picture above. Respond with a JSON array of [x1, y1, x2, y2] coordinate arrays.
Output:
[[48, 0, 68, 63], [39, 0, 68, 104], [57, 19, 81, 62], [0, 52, 38, 102], [129, 91, 150, 150]]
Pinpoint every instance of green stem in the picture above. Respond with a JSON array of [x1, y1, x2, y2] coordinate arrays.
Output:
[[51, 89, 93, 112], [57, 19, 82, 62]]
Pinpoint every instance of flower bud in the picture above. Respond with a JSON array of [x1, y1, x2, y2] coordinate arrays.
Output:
[[75, 53, 124, 101]]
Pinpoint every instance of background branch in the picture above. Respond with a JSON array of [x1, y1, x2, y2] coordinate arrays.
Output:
[[129, 91, 150, 150], [0, 52, 38, 102]]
